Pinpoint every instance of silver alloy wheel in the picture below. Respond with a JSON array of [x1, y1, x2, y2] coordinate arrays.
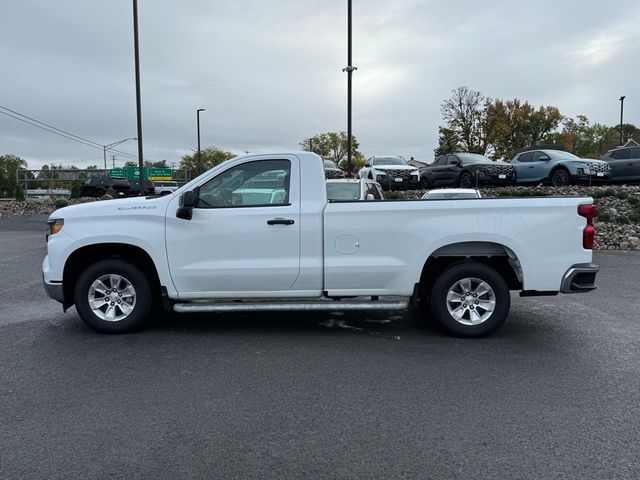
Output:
[[87, 274, 137, 322], [445, 277, 496, 326]]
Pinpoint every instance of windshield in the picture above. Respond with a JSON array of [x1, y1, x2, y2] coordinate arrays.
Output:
[[326, 183, 360, 200], [457, 153, 492, 164], [547, 150, 580, 160], [373, 156, 407, 166], [323, 160, 338, 169]]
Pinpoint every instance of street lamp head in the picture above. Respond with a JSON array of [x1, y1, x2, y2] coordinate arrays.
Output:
[[197, 108, 206, 113], [620, 96, 626, 101]]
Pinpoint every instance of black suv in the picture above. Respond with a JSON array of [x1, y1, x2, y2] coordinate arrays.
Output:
[[602, 146, 640, 183], [419, 153, 516, 188], [80, 175, 131, 197], [127, 179, 156, 196]]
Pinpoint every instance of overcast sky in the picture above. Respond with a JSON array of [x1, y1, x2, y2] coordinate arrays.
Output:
[[1, 0, 639, 169]]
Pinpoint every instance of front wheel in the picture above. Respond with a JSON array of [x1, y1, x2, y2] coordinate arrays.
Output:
[[459, 172, 473, 188], [429, 262, 510, 337], [74, 259, 153, 333], [551, 168, 570, 186]]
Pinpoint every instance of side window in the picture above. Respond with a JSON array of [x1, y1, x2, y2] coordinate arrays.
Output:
[[367, 183, 381, 199], [519, 152, 534, 163], [532, 151, 549, 162], [433, 156, 445, 166], [197, 160, 291, 208], [611, 149, 630, 160], [629, 148, 640, 159]]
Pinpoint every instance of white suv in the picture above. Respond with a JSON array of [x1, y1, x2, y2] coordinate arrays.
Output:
[[153, 181, 179, 195]]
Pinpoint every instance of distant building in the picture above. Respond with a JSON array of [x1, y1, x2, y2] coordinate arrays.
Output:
[[622, 138, 639, 148]]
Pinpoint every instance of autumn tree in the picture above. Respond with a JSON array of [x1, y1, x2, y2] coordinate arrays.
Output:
[[440, 86, 489, 154], [484, 99, 562, 159]]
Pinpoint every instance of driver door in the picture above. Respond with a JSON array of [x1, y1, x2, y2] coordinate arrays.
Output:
[[165, 157, 301, 297]]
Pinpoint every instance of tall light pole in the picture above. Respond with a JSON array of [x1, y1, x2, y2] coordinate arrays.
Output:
[[619, 96, 626, 146], [342, 0, 357, 176], [197, 108, 205, 175], [132, 0, 145, 196], [103, 137, 136, 173]]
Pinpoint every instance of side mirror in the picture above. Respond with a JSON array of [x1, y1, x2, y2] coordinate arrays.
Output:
[[176, 190, 196, 220], [365, 193, 375, 201], [540, 156, 551, 161], [365, 162, 371, 168]]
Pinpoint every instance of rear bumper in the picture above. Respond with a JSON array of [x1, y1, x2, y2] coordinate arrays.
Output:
[[560, 263, 598, 293]]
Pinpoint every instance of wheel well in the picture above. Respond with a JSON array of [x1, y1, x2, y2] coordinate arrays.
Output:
[[63, 243, 162, 308], [550, 165, 569, 175], [418, 242, 523, 298]]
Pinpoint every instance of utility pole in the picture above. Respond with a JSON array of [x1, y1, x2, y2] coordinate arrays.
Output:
[[132, 0, 145, 196], [112, 155, 117, 168], [197, 108, 205, 175], [619, 96, 626, 146], [342, 0, 357, 176]]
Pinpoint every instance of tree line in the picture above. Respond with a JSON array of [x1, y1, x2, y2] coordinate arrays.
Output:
[[436, 86, 639, 160]]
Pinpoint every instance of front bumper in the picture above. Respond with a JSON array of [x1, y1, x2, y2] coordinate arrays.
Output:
[[573, 173, 610, 184], [476, 172, 517, 186], [377, 175, 419, 190], [560, 263, 598, 293], [43, 277, 65, 303]]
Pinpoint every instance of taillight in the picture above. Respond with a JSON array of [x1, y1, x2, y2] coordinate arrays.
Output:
[[578, 204, 595, 249]]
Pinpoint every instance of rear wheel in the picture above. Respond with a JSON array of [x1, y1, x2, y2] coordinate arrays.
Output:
[[429, 262, 510, 337], [551, 168, 570, 186], [74, 259, 152, 333]]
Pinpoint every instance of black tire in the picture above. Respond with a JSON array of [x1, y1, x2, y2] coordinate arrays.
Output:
[[551, 168, 571, 186], [419, 176, 430, 189], [74, 259, 153, 333], [459, 171, 473, 188], [429, 262, 510, 337]]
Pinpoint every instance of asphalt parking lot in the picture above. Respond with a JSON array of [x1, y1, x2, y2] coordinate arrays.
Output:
[[1, 214, 639, 479]]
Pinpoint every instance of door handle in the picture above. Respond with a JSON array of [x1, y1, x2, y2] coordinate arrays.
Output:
[[267, 218, 294, 225]]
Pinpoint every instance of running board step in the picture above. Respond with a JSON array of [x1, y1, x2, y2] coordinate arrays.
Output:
[[173, 300, 409, 313]]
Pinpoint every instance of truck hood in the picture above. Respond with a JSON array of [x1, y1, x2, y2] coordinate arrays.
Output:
[[48, 195, 170, 221]]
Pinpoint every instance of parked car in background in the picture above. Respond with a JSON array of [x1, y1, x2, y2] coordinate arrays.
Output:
[[510, 149, 611, 186], [422, 188, 481, 200], [326, 179, 385, 201], [80, 175, 131, 198], [601, 146, 640, 184], [323, 160, 345, 179], [358, 156, 419, 190], [127, 179, 155, 196], [418, 153, 516, 188], [153, 181, 179, 195]]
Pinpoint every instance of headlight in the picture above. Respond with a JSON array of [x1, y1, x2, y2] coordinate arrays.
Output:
[[46, 218, 64, 240]]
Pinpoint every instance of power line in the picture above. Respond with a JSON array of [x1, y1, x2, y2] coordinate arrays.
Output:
[[0, 104, 152, 162]]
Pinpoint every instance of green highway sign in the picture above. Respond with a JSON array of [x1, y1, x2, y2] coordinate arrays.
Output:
[[109, 166, 173, 180], [108, 168, 125, 178]]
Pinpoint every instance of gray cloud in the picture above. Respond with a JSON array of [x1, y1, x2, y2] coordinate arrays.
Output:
[[1, 0, 638, 168]]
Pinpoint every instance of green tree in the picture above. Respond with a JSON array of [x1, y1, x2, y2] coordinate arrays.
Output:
[[0, 154, 28, 197], [300, 131, 363, 168], [434, 127, 461, 156], [180, 146, 236, 175]]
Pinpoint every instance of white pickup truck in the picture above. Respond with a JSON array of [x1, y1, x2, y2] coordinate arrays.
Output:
[[43, 152, 598, 337]]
